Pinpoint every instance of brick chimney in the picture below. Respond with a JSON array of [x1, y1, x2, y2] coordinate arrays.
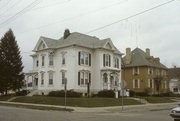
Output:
[[125, 48, 131, 64], [146, 48, 150, 56], [63, 29, 70, 39]]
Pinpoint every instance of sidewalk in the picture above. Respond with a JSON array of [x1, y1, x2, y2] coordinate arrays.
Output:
[[0, 101, 179, 113]]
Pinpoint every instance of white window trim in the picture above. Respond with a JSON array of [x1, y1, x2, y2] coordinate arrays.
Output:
[[79, 71, 90, 86], [80, 51, 90, 66]]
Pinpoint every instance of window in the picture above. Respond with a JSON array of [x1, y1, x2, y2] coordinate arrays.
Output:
[[36, 60, 39, 67], [103, 54, 111, 67], [41, 73, 44, 85], [42, 56, 45, 66], [62, 55, 65, 65], [173, 88, 178, 92], [49, 73, 53, 85], [78, 71, 91, 86], [114, 57, 119, 68], [133, 67, 139, 75], [133, 79, 139, 88], [78, 52, 91, 66], [156, 69, 160, 76], [148, 79, 153, 88], [148, 68, 153, 75], [62, 71, 66, 84], [42, 43, 45, 49], [49, 55, 53, 66]]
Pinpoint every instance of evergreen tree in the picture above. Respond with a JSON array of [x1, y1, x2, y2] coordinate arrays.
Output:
[[0, 29, 24, 94]]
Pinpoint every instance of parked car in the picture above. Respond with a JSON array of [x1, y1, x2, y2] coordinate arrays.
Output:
[[170, 105, 180, 121]]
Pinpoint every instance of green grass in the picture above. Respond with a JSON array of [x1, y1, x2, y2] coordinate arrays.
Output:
[[11, 96, 142, 107], [142, 97, 176, 103], [0, 103, 73, 111], [0, 96, 12, 101]]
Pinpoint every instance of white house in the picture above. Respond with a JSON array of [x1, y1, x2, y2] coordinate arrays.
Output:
[[25, 29, 123, 96], [168, 67, 180, 94]]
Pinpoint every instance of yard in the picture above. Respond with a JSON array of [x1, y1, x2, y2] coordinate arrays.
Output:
[[139, 96, 176, 103], [11, 96, 142, 107]]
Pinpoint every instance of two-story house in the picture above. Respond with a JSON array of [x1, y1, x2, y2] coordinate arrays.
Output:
[[26, 29, 122, 96], [122, 48, 169, 94]]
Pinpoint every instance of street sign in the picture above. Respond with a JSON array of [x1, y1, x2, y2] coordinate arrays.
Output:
[[120, 80, 127, 88]]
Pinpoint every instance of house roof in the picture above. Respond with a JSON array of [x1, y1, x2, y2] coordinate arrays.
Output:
[[168, 68, 180, 79], [35, 32, 122, 55], [123, 48, 167, 69]]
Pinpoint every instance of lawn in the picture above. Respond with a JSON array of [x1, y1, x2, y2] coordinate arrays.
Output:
[[12, 96, 142, 107], [0, 96, 12, 101], [142, 96, 176, 103], [0, 103, 73, 111]]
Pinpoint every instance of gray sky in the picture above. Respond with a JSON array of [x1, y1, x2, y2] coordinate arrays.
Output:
[[0, 0, 180, 72]]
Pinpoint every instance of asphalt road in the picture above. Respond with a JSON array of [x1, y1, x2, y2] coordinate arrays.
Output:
[[0, 106, 174, 121]]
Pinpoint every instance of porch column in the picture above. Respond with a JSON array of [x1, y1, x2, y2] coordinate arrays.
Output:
[[107, 72, 111, 90]]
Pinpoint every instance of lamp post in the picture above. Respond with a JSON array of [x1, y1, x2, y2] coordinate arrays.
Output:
[[64, 78, 67, 110]]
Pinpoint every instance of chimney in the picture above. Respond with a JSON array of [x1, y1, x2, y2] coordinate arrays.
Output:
[[63, 29, 70, 39], [125, 48, 131, 64], [146, 48, 150, 56]]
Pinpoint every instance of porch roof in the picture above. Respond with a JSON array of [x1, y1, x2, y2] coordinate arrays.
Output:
[[101, 67, 121, 72]]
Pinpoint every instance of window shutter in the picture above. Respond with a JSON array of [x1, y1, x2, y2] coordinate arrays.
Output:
[[133, 80, 135, 88], [89, 54, 91, 66], [138, 80, 140, 88], [109, 55, 111, 67], [89, 73, 91, 84], [103, 54, 105, 67], [152, 79, 154, 88], [148, 79, 150, 88], [78, 72, 80, 85], [78, 52, 81, 65], [117, 58, 119, 68]]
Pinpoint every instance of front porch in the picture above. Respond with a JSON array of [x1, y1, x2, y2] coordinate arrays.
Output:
[[101, 67, 121, 91]]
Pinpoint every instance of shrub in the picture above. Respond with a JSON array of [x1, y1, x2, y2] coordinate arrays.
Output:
[[48, 90, 82, 97], [135, 92, 149, 96], [129, 90, 136, 97], [97, 90, 115, 98], [16, 90, 30, 96]]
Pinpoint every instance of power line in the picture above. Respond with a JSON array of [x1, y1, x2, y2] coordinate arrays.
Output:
[[86, 0, 175, 34], [0, 0, 73, 19], [20, 0, 128, 34], [0, 0, 42, 27], [0, 0, 23, 17]]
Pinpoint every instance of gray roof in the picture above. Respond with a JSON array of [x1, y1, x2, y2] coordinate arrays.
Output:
[[168, 68, 180, 79], [123, 48, 167, 69], [39, 32, 121, 54]]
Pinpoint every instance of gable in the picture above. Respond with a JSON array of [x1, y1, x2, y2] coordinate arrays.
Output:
[[105, 43, 112, 49], [33, 37, 48, 51], [37, 41, 46, 50], [104, 40, 116, 50]]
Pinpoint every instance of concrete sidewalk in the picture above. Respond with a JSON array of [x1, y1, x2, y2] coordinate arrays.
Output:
[[0, 101, 179, 113]]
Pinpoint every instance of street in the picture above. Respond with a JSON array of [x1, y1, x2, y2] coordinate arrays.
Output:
[[0, 105, 174, 121]]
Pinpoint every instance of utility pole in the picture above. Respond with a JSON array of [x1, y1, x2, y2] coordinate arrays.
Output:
[[87, 81, 91, 97], [64, 78, 67, 110]]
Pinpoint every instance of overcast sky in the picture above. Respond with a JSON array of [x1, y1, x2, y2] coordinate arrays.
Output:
[[0, 0, 180, 72]]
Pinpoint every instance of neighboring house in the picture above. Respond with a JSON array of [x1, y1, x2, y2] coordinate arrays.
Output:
[[168, 67, 180, 94], [25, 29, 122, 96], [122, 48, 169, 94]]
